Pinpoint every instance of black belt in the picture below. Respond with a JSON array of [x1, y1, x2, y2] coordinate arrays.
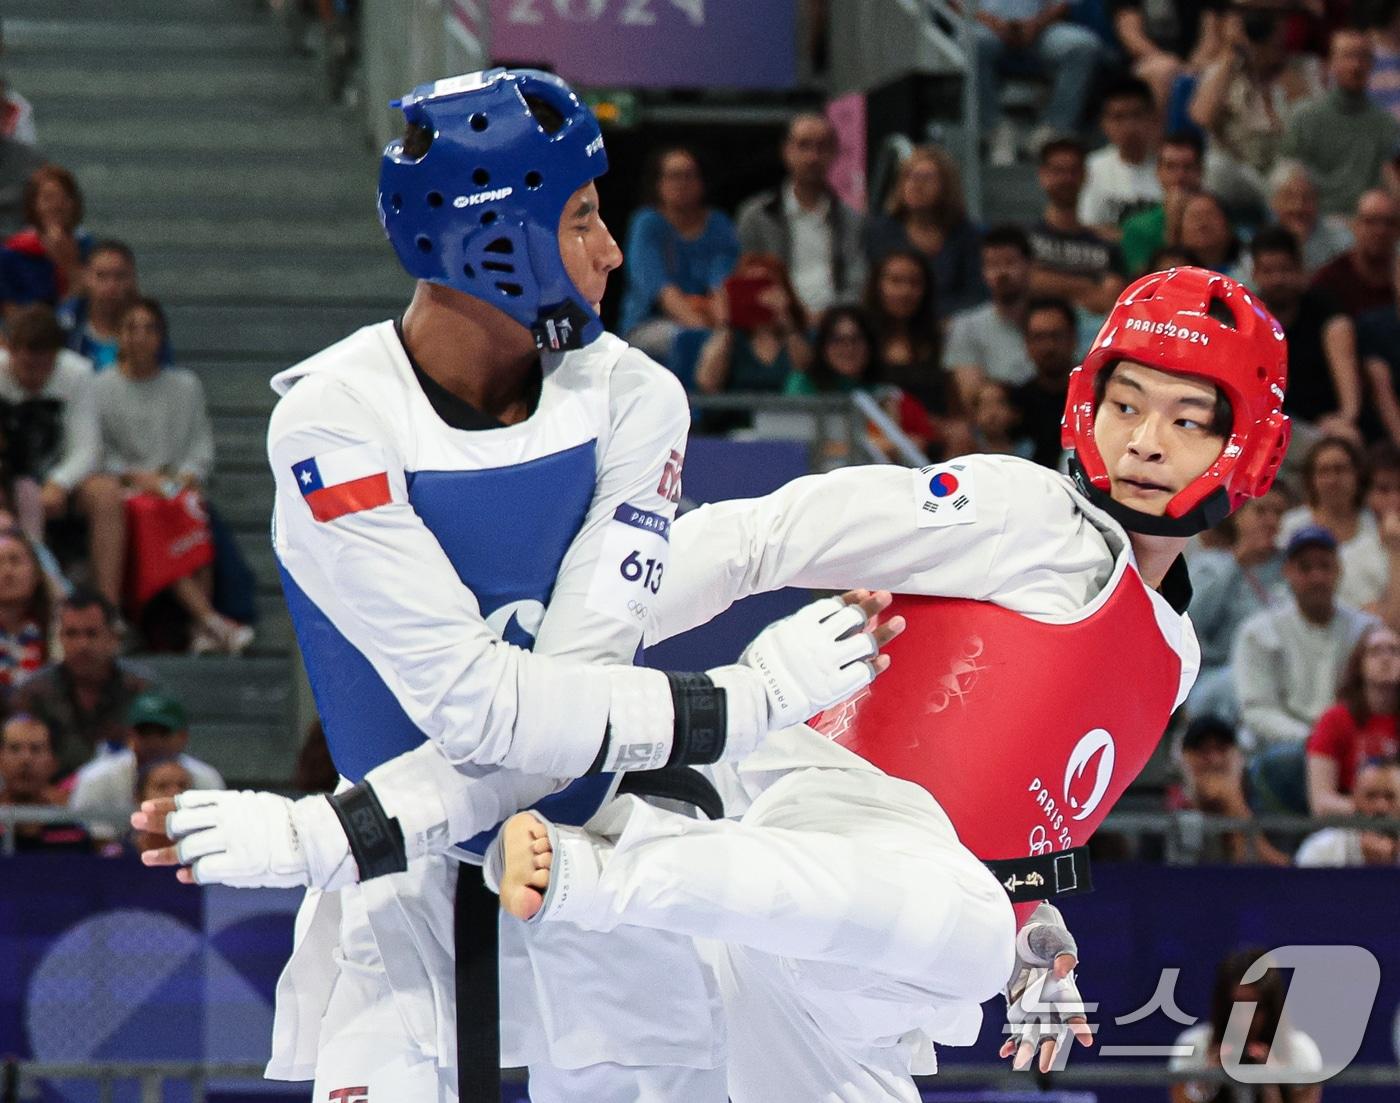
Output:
[[453, 767, 723, 1100], [454, 864, 500, 1102], [983, 846, 1093, 904]]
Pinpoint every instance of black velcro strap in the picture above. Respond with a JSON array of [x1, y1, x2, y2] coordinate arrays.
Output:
[[326, 783, 407, 881], [983, 847, 1093, 904], [455, 863, 500, 1102], [665, 672, 726, 767], [618, 766, 725, 821]]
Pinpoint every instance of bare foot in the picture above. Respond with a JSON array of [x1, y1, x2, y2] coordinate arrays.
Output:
[[498, 813, 553, 920]]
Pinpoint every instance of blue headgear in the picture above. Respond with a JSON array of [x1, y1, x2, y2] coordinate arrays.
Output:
[[379, 68, 608, 352]]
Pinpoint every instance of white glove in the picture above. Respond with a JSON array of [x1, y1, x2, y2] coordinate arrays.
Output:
[[166, 790, 358, 890], [1001, 903, 1095, 1072], [740, 596, 880, 731]]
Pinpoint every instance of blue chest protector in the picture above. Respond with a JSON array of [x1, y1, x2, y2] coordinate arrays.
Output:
[[279, 439, 617, 859]]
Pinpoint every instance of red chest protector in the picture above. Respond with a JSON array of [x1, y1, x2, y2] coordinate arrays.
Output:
[[812, 557, 1183, 925]]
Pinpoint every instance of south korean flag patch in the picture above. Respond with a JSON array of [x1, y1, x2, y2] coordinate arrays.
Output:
[[913, 462, 977, 527]]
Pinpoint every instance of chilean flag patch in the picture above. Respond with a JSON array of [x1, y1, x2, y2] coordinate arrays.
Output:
[[292, 444, 393, 522]]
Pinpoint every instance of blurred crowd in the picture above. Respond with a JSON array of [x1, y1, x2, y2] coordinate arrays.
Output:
[[611, 0, 1400, 871], [5, 0, 1400, 867], [0, 35, 265, 853]]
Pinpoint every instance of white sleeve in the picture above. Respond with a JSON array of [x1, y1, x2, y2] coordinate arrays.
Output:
[[1293, 830, 1345, 868], [531, 353, 689, 662], [1077, 171, 1106, 226], [49, 370, 100, 490], [1232, 616, 1311, 747], [647, 459, 1016, 644], [176, 373, 215, 483], [269, 374, 622, 780]]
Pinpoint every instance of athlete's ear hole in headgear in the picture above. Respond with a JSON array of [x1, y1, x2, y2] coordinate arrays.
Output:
[[1206, 296, 1237, 329], [415, 235, 432, 253], [498, 282, 524, 297], [389, 193, 403, 213], [472, 168, 490, 186], [427, 191, 444, 208], [484, 238, 514, 255], [480, 211, 498, 226], [523, 95, 565, 135], [402, 122, 433, 161], [469, 112, 489, 132], [463, 264, 476, 279], [525, 171, 544, 190]]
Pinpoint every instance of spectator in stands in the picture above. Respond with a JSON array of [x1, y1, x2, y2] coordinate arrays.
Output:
[[1187, 488, 1288, 722], [616, 146, 739, 365], [0, 304, 99, 545], [10, 588, 151, 776], [1027, 138, 1127, 314], [128, 755, 196, 855], [861, 251, 947, 416], [1245, 161, 1354, 281], [1311, 189, 1400, 318], [1166, 716, 1289, 865], [787, 305, 878, 398], [1305, 624, 1400, 815], [863, 145, 985, 317], [57, 240, 141, 371], [69, 690, 222, 839], [0, 133, 45, 236], [1359, 249, 1400, 441], [944, 225, 1035, 410], [0, 714, 88, 851], [1009, 296, 1076, 470], [1146, 244, 1202, 271], [967, 379, 1031, 459], [1298, 757, 1400, 866], [1371, 0, 1400, 123], [0, 165, 89, 323], [1190, 7, 1322, 215], [1178, 192, 1244, 279], [1248, 228, 1361, 443], [1235, 525, 1377, 750], [695, 253, 812, 397], [1079, 77, 1162, 237], [0, 527, 51, 691], [1282, 29, 1400, 219], [1280, 436, 1389, 610], [973, 0, 1104, 167], [1169, 949, 1325, 1097], [94, 298, 250, 654], [0, 76, 36, 146], [1109, 0, 1228, 108], [785, 304, 932, 460], [1120, 132, 1207, 277], [736, 113, 865, 316]]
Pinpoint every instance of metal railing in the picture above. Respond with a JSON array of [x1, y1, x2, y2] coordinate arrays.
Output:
[[8, 800, 1400, 860]]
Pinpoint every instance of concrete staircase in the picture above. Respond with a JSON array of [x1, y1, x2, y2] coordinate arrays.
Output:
[[5, 0, 412, 783]]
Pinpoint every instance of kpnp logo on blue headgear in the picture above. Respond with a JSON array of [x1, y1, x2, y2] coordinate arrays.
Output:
[[378, 67, 609, 352]]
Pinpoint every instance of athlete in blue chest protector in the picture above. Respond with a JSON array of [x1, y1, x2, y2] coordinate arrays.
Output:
[[134, 69, 892, 1101]]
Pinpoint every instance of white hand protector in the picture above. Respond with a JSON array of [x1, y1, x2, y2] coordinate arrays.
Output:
[[166, 790, 358, 891], [739, 596, 880, 731], [1003, 902, 1093, 1072]]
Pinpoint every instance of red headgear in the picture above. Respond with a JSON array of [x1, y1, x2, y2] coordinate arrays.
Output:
[[1061, 266, 1290, 536]]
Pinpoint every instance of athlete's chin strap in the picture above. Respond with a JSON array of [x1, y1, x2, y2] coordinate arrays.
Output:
[[1067, 457, 1231, 538]]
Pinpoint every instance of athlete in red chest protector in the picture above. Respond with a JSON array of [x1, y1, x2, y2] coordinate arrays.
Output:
[[490, 267, 1289, 1099]]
